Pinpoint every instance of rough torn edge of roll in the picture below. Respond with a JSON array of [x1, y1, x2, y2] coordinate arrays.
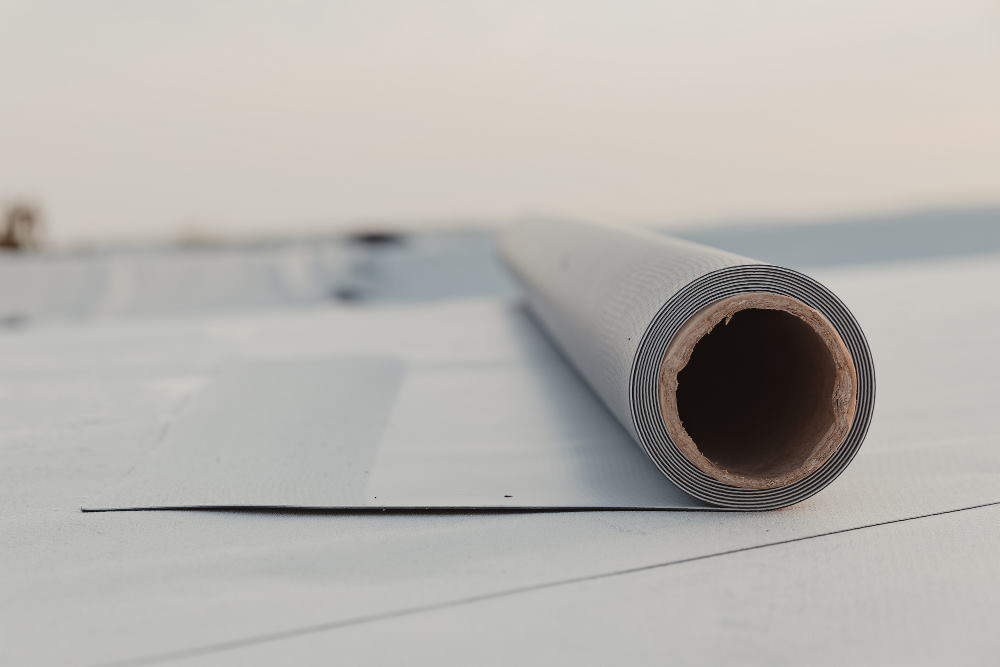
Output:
[[658, 292, 859, 490]]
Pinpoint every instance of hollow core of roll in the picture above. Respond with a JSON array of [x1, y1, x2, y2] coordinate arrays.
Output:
[[659, 293, 858, 490]]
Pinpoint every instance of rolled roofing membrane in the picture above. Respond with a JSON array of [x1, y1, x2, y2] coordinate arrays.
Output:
[[500, 220, 874, 510], [86, 220, 874, 512]]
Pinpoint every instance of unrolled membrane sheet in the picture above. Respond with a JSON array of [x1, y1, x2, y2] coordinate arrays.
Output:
[[86, 220, 875, 512]]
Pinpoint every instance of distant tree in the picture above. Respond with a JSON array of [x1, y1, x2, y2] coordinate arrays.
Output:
[[1, 204, 42, 250]]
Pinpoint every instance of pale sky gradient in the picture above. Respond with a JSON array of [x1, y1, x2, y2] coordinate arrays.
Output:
[[1, 1, 998, 243]]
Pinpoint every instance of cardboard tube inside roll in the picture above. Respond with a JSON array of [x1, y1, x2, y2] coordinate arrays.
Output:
[[659, 293, 858, 490]]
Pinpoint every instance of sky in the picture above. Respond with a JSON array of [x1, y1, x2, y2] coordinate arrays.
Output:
[[1, 0, 998, 243]]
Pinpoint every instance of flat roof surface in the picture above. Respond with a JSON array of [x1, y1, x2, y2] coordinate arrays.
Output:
[[3, 213, 999, 666]]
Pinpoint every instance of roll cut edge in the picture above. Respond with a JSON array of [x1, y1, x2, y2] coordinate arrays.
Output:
[[631, 265, 875, 510]]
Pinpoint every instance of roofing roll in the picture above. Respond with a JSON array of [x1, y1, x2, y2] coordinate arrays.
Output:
[[499, 219, 875, 510]]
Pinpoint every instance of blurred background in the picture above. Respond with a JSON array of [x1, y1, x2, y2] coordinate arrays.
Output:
[[1, 1, 998, 318]]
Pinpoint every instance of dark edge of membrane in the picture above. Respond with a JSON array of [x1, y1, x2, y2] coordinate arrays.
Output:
[[80, 505, 720, 514], [94, 500, 999, 667]]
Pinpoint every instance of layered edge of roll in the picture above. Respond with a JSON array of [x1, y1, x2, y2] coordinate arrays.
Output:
[[630, 264, 875, 510]]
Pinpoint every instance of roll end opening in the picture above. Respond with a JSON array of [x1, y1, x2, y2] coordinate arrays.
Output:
[[659, 293, 858, 490]]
